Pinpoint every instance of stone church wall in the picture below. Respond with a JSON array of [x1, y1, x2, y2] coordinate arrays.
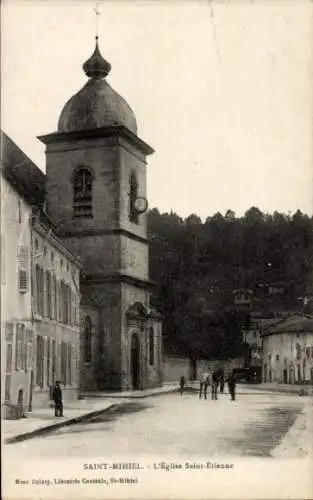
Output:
[[163, 356, 192, 382], [45, 140, 120, 233], [120, 235, 149, 281], [118, 142, 147, 240], [80, 306, 100, 392]]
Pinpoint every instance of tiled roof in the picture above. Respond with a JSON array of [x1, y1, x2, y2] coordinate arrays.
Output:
[[262, 313, 313, 335], [1, 131, 45, 206]]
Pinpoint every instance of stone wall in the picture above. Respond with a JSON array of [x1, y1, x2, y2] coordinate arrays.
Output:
[[80, 306, 100, 391], [163, 356, 192, 382], [163, 356, 245, 382], [118, 140, 148, 240], [45, 138, 120, 232]]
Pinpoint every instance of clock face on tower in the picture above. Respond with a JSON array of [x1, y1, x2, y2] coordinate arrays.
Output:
[[133, 196, 148, 214]]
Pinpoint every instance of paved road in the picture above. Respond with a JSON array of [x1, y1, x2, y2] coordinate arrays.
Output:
[[4, 388, 306, 459]]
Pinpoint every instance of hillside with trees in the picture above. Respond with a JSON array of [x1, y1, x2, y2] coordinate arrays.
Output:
[[147, 208, 313, 361]]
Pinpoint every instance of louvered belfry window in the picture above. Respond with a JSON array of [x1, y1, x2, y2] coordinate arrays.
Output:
[[18, 245, 29, 293], [73, 168, 93, 218], [129, 173, 139, 224]]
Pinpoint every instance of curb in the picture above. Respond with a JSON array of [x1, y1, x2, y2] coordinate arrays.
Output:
[[5, 403, 120, 445], [4, 388, 185, 445], [82, 387, 184, 399], [243, 385, 313, 396]]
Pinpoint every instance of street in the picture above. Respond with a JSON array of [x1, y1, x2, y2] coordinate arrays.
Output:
[[4, 388, 312, 459]]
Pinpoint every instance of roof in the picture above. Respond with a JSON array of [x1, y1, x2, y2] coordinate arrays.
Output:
[[262, 313, 313, 336], [1, 131, 45, 206], [57, 39, 137, 135]]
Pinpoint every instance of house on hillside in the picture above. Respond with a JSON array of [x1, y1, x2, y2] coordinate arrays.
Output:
[[261, 314, 313, 384]]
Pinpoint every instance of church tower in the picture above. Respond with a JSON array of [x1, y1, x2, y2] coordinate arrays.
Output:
[[39, 37, 163, 391]]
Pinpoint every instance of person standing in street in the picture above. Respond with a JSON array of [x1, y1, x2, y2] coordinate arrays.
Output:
[[220, 372, 225, 393], [52, 381, 63, 417], [179, 375, 185, 396], [211, 370, 219, 400], [199, 371, 210, 399], [227, 372, 237, 401]]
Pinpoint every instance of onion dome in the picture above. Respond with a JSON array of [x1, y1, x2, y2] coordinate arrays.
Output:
[[58, 37, 137, 134], [82, 36, 111, 78]]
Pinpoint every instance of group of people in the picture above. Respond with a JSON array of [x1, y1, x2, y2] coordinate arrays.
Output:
[[179, 369, 236, 401]]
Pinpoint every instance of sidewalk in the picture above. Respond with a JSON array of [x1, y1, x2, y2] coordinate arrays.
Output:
[[245, 382, 313, 395], [2, 383, 179, 445], [272, 397, 313, 458]]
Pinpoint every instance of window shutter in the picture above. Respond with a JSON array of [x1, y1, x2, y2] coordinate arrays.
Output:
[[18, 246, 29, 293], [47, 339, 51, 388], [67, 343, 72, 386], [5, 375, 11, 402], [26, 331, 33, 371], [6, 344, 13, 373]]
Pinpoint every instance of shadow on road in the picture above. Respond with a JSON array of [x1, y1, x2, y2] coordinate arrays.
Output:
[[53, 402, 152, 436], [224, 405, 302, 457]]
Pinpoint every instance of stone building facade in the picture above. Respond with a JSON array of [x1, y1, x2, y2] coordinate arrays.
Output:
[[31, 217, 81, 408], [262, 314, 313, 384], [39, 38, 163, 391], [1, 163, 33, 413], [1, 132, 80, 415]]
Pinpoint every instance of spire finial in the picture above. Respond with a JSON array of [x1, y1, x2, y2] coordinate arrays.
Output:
[[83, 4, 111, 79], [94, 3, 101, 39]]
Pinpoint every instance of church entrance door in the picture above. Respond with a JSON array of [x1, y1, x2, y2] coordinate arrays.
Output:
[[131, 334, 140, 390]]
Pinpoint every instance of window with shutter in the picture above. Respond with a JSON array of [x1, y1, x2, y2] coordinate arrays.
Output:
[[61, 341, 67, 385], [18, 246, 29, 293], [35, 266, 44, 315], [46, 271, 52, 318], [47, 339, 51, 388], [5, 375, 11, 402], [6, 344, 13, 373], [15, 324, 22, 370], [52, 339, 56, 384], [36, 335, 44, 388], [53, 276, 58, 320], [67, 343, 72, 386]]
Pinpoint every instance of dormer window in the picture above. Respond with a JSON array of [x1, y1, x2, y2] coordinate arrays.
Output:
[[73, 168, 93, 218]]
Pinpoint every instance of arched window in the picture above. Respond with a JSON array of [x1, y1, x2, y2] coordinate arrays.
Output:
[[149, 327, 154, 366], [73, 168, 93, 218], [84, 316, 92, 363], [129, 173, 138, 224]]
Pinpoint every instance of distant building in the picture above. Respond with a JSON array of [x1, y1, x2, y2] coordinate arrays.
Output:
[[233, 288, 253, 310], [261, 313, 313, 384]]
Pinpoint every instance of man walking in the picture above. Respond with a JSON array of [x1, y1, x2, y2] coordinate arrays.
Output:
[[179, 375, 185, 396], [52, 381, 63, 417], [211, 370, 219, 400], [227, 372, 236, 401], [220, 372, 225, 393], [199, 371, 210, 399]]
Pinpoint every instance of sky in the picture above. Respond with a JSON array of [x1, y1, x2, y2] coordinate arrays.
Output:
[[2, 0, 313, 220]]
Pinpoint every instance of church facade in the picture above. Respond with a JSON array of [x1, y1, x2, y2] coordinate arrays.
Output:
[[39, 38, 163, 391]]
